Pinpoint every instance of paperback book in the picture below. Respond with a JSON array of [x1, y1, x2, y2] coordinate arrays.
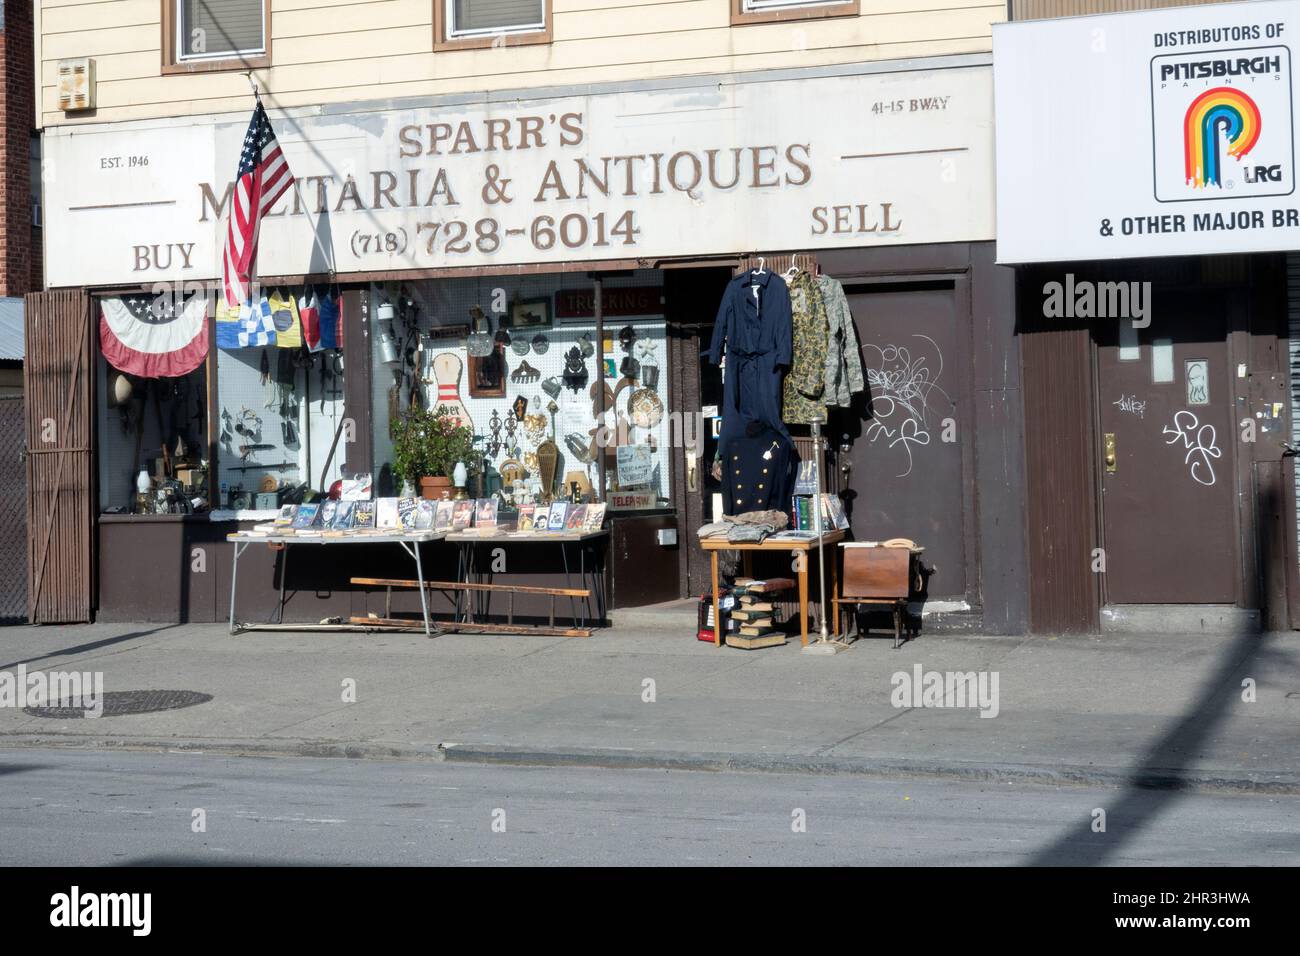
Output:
[[376, 497, 399, 529], [451, 499, 475, 529], [291, 503, 320, 530], [352, 500, 376, 530]]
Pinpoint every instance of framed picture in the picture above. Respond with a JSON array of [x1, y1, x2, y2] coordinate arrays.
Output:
[[428, 322, 469, 341], [468, 346, 507, 398], [509, 299, 551, 330]]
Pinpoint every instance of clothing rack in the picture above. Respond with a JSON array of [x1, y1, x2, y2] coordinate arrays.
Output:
[[736, 253, 819, 277]]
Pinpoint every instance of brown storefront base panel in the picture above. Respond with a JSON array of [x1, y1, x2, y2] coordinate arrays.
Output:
[[99, 519, 622, 623], [609, 512, 679, 608], [25, 289, 94, 624]]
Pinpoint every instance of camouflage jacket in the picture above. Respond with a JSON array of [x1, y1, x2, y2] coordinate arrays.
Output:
[[818, 275, 865, 406], [781, 270, 829, 424]]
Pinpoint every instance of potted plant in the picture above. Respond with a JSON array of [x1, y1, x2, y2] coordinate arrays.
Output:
[[390, 406, 477, 499]]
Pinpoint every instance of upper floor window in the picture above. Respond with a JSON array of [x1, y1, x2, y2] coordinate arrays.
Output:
[[732, 0, 858, 25], [448, 0, 546, 38], [744, 0, 848, 8], [165, 0, 270, 73], [436, 0, 551, 50]]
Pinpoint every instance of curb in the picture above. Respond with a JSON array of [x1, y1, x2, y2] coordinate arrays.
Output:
[[1, 733, 1296, 795], [437, 744, 1300, 794], [0, 733, 448, 762]]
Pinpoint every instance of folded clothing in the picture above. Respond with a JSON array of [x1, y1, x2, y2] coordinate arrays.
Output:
[[727, 523, 775, 544], [696, 521, 732, 539], [729, 509, 789, 528]]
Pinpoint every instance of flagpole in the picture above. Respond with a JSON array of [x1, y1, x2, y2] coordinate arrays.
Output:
[[243, 72, 337, 293]]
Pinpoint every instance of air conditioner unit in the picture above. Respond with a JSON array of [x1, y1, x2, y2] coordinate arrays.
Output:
[[57, 58, 96, 112]]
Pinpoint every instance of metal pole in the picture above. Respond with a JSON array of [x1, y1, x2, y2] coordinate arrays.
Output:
[[229, 541, 245, 635], [802, 415, 847, 654], [812, 418, 828, 642], [594, 273, 607, 500]]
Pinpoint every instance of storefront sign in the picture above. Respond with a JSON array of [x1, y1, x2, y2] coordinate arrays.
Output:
[[43, 64, 994, 288], [616, 444, 655, 488], [554, 287, 664, 319], [994, 0, 1300, 262], [609, 490, 657, 510]]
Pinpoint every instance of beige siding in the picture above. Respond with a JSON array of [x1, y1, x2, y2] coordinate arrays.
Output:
[[39, 0, 1004, 127], [1011, 0, 1238, 21]]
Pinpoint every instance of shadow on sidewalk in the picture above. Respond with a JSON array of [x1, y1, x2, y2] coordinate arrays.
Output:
[[0, 624, 177, 671], [1029, 624, 1276, 865]]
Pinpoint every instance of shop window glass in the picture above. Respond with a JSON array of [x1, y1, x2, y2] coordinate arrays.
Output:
[[213, 289, 347, 515], [369, 271, 672, 506], [96, 334, 210, 516], [177, 0, 266, 61], [448, 0, 546, 38]]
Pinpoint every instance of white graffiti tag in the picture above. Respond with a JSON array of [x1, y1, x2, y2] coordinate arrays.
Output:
[[1112, 394, 1146, 418], [1162, 409, 1221, 486], [862, 335, 951, 478]]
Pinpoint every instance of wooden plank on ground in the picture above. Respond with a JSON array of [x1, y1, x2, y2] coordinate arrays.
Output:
[[351, 577, 589, 597], [348, 615, 590, 638]]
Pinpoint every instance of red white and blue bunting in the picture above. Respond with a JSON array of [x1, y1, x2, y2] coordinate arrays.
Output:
[[99, 295, 209, 378]]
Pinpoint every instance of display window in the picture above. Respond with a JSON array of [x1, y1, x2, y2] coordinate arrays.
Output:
[[96, 292, 211, 515], [95, 288, 351, 517], [213, 288, 347, 514], [368, 270, 672, 505]]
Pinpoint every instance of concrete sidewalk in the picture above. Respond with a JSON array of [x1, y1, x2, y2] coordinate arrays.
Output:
[[0, 617, 1296, 793]]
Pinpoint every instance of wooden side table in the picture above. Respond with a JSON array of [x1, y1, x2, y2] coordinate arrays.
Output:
[[698, 530, 844, 647], [837, 544, 923, 649]]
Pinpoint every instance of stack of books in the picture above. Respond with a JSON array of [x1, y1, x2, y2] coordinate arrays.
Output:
[[725, 577, 795, 649], [790, 493, 850, 532]]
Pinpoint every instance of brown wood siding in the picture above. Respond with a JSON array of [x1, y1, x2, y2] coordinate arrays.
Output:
[[23, 288, 95, 623], [1011, 0, 1240, 21], [1018, 268, 1100, 633]]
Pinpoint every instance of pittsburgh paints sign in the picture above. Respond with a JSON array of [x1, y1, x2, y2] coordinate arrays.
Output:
[[994, 0, 1300, 263], [43, 66, 994, 287]]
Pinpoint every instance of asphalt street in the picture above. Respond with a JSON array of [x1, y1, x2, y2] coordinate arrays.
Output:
[[1, 748, 1296, 866]]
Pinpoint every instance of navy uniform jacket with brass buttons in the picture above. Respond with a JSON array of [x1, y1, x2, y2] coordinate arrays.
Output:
[[723, 421, 796, 517]]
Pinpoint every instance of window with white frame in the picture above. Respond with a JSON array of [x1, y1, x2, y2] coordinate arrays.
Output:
[[743, 0, 851, 10], [177, 0, 266, 62], [447, 0, 546, 39]]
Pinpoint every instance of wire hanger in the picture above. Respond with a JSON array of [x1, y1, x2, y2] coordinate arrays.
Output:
[[754, 256, 766, 275]]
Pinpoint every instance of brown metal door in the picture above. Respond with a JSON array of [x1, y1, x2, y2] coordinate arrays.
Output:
[[1095, 293, 1238, 604], [846, 280, 967, 599], [24, 290, 95, 623]]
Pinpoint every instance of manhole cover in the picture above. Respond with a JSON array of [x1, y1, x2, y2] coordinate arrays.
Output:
[[23, 690, 213, 719]]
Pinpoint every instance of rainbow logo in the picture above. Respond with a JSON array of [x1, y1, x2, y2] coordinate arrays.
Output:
[[1184, 87, 1262, 188]]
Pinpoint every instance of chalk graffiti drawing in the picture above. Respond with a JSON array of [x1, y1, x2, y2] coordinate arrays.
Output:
[[1162, 409, 1220, 486], [1112, 394, 1147, 418], [862, 334, 952, 478]]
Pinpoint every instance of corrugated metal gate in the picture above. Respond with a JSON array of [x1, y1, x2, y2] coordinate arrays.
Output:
[[24, 290, 94, 624], [0, 395, 27, 623]]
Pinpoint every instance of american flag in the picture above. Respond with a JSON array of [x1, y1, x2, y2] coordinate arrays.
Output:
[[222, 101, 295, 308]]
